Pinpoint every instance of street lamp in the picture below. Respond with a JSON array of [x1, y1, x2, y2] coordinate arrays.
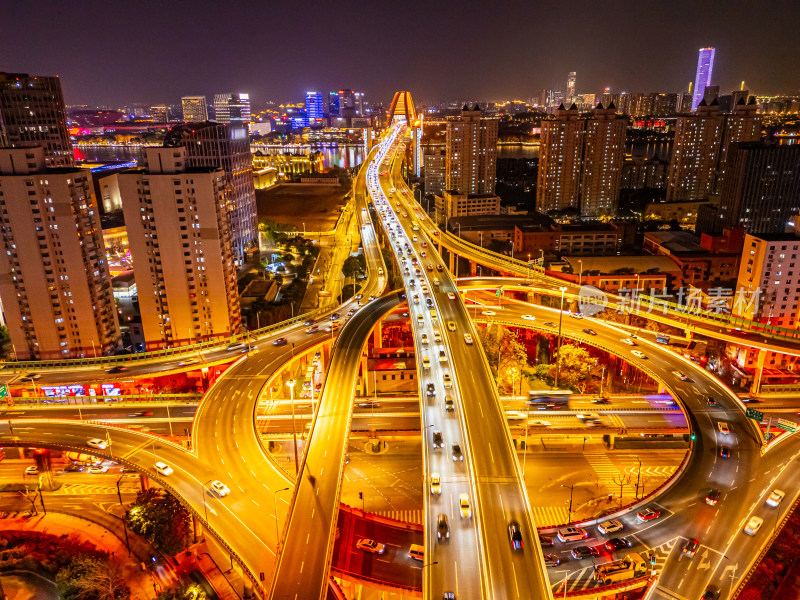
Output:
[[635, 457, 642, 499], [555, 287, 567, 388], [286, 380, 299, 474], [561, 483, 575, 524], [273, 487, 290, 549], [201, 478, 214, 524], [578, 259, 583, 287]]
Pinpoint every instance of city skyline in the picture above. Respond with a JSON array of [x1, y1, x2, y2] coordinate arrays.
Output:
[[3, 1, 798, 107]]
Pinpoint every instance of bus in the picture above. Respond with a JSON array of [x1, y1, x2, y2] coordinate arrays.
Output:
[[527, 390, 572, 410]]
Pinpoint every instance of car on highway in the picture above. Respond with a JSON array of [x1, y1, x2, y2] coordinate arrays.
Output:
[[482, 310, 496, 316], [226, 343, 247, 352], [557, 527, 588, 542], [417, 314, 424, 325], [522, 314, 536, 321], [413, 294, 419, 304], [210, 480, 230, 497], [582, 328, 597, 335], [631, 350, 647, 359], [544, 554, 562, 567], [433, 330, 443, 343], [329, 313, 341, 321], [451, 444, 463, 461], [463, 333, 473, 345], [421, 241, 427, 248], [597, 520, 623, 534], [447, 321, 456, 331], [681, 538, 700, 558], [767, 489, 785, 507], [86, 438, 107, 450], [426, 383, 436, 397], [720, 446, 731, 458], [273, 337, 288, 346], [701, 586, 721, 600], [438, 350, 447, 363], [154, 462, 173, 476], [717, 422, 730, 434], [636, 508, 661, 522], [706, 396, 718, 406], [508, 520, 524, 551], [433, 277, 440, 285], [604, 537, 632, 552], [570, 545, 598, 559], [743, 516, 763, 535], [672, 370, 689, 381], [106, 366, 128, 374], [539, 533, 554, 547], [88, 465, 108, 474], [459, 493, 472, 518], [21, 372, 41, 381], [128, 411, 153, 417], [444, 397, 454, 412], [443, 374, 452, 388], [422, 356, 431, 369], [24, 466, 38, 475], [432, 430, 443, 448], [356, 538, 386, 554], [436, 264, 444, 272], [569, 312, 583, 319], [705, 489, 721, 506], [305, 325, 319, 334], [543, 321, 556, 328], [437, 513, 450, 541], [430, 473, 441, 495], [621, 338, 636, 345], [420, 333, 429, 345], [447, 292, 456, 300]]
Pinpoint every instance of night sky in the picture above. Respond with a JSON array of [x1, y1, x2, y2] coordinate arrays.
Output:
[[2, 0, 798, 107]]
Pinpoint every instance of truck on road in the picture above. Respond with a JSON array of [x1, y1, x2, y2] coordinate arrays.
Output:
[[593, 553, 647, 585]]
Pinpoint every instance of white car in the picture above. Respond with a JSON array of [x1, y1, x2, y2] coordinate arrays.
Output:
[[482, 311, 496, 316], [430, 473, 441, 495], [621, 338, 636, 346], [24, 466, 38, 475], [447, 292, 456, 300], [421, 333, 429, 345], [767, 489, 785, 507], [210, 480, 231, 497], [86, 438, 107, 450], [88, 465, 108, 474], [459, 493, 472, 518], [743, 516, 763, 535], [597, 519, 623, 534], [672, 370, 689, 381], [356, 538, 386, 554], [154, 462, 173, 476], [464, 333, 473, 345], [522, 314, 536, 321], [631, 350, 647, 359]]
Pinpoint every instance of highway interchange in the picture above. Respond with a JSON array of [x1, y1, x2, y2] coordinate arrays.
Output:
[[2, 123, 800, 600]]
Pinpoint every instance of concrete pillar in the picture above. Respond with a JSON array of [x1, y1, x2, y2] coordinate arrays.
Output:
[[470, 261, 477, 277], [750, 348, 768, 396], [372, 321, 383, 349], [449, 252, 455, 273], [191, 514, 200, 543], [139, 473, 150, 491]]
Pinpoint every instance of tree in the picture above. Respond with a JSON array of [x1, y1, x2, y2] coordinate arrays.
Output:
[[533, 344, 594, 392], [155, 585, 207, 600], [126, 489, 191, 555], [476, 325, 529, 392], [56, 556, 130, 600]]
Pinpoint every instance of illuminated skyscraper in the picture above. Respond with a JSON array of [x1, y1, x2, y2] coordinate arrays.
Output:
[[691, 47, 715, 111], [445, 104, 498, 195], [0, 72, 73, 167], [566, 72, 576, 103], [214, 93, 251, 124], [181, 96, 208, 121], [305, 92, 324, 120]]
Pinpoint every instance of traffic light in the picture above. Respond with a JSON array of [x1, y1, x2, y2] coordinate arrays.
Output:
[[358, 492, 363, 500]]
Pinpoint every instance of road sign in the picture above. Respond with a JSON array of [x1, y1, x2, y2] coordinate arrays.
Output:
[[0, 384, 7, 400], [745, 407, 764, 422], [776, 418, 797, 433], [495, 286, 504, 297]]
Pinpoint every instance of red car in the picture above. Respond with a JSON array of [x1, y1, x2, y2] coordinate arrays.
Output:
[[636, 508, 661, 522]]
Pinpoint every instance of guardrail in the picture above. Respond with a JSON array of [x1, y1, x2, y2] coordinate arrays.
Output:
[[561, 575, 652, 598], [4, 393, 202, 406]]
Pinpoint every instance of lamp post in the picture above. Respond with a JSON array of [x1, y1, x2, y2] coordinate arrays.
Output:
[[555, 287, 567, 388], [561, 483, 575, 524], [286, 380, 299, 474], [635, 457, 642, 499], [578, 259, 583, 287], [273, 487, 290, 549], [201, 478, 214, 525]]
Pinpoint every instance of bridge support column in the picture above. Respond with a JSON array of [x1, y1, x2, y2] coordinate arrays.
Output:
[[449, 252, 455, 274], [372, 321, 382, 349], [750, 348, 768, 396], [139, 473, 150, 491], [469, 261, 477, 277], [191, 514, 200, 543]]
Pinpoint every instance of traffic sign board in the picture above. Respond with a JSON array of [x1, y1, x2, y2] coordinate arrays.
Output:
[[776, 418, 797, 433], [745, 407, 763, 422], [0, 384, 7, 400]]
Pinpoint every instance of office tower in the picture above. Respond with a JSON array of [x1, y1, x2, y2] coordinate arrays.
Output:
[[445, 104, 498, 195], [305, 92, 324, 120], [566, 72, 576, 103], [213, 93, 251, 124], [338, 89, 356, 117], [691, 47, 715, 111], [164, 122, 256, 263], [354, 92, 365, 116], [424, 148, 446, 196], [538, 103, 627, 217], [150, 105, 169, 123], [678, 92, 693, 113], [327, 92, 339, 116], [117, 147, 240, 348], [0, 147, 120, 359], [181, 96, 208, 121], [720, 142, 800, 233], [581, 104, 627, 217], [716, 98, 761, 191], [0, 72, 73, 167]]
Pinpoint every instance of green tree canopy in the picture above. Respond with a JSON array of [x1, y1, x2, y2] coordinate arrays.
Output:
[[126, 489, 191, 555]]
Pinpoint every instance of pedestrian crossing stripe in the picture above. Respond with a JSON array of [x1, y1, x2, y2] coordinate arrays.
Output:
[[54, 484, 140, 496], [531, 506, 569, 528], [584, 453, 621, 478], [623, 466, 677, 478], [374, 509, 423, 525]]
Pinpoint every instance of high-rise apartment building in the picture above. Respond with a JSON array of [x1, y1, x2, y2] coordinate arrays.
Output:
[[0, 72, 73, 168], [213, 93, 251, 124], [0, 147, 120, 359], [117, 147, 240, 349], [666, 98, 761, 202], [445, 104, 498, 195], [338, 89, 356, 116], [691, 47, 716, 111], [424, 148, 446, 196], [720, 142, 800, 234], [164, 122, 256, 262], [181, 96, 208, 122], [150, 105, 169, 123], [566, 72, 576, 103], [305, 92, 324, 120], [537, 102, 627, 217]]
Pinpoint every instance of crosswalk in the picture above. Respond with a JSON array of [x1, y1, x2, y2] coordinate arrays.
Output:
[[374, 509, 423, 525], [623, 465, 677, 478], [584, 453, 621, 480], [54, 484, 140, 496], [531, 506, 569, 528]]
